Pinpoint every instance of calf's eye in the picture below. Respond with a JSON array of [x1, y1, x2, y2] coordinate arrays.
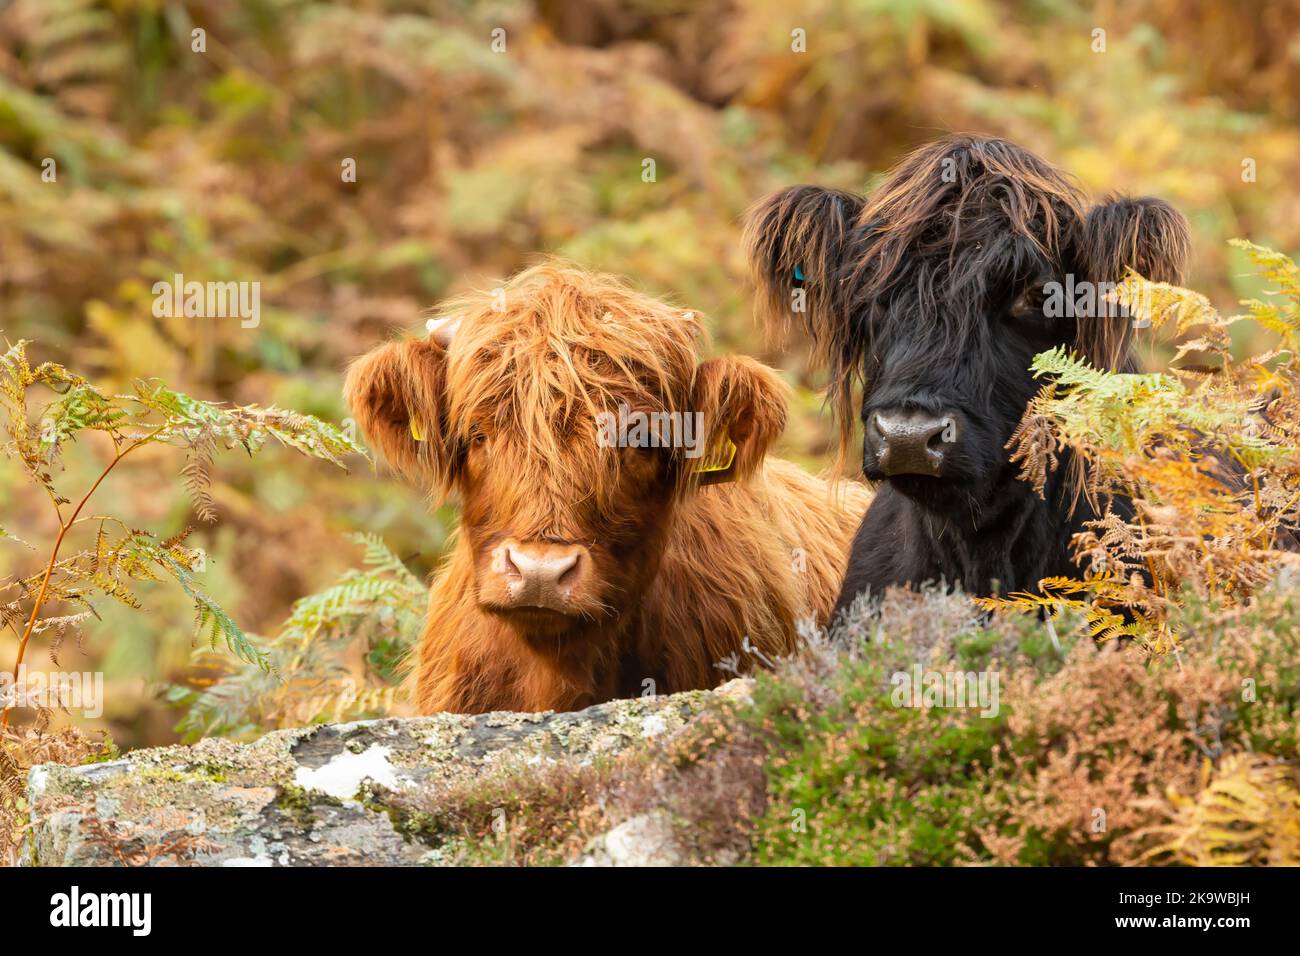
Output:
[[1011, 288, 1047, 316]]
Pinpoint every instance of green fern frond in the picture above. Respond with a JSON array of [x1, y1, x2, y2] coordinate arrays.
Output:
[[350, 531, 423, 588], [152, 547, 272, 674]]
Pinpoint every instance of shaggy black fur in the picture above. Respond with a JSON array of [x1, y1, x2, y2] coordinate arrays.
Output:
[[744, 135, 1191, 614]]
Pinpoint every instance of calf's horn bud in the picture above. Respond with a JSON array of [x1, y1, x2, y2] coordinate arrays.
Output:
[[425, 315, 461, 348]]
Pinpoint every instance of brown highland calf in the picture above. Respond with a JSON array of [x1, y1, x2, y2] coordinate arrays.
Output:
[[345, 261, 868, 714]]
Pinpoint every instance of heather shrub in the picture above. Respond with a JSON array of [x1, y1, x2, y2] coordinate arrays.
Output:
[[733, 583, 1299, 866]]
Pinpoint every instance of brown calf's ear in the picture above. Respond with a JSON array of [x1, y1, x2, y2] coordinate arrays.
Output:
[[1077, 196, 1192, 369], [742, 184, 865, 344], [343, 337, 454, 495], [689, 356, 790, 486]]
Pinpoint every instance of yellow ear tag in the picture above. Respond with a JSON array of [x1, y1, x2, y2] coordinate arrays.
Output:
[[694, 436, 738, 486], [409, 418, 424, 442]]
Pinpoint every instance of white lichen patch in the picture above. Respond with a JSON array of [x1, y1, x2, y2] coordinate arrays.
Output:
[[640, 714, 668, 738], [293, 744, 401, 800]]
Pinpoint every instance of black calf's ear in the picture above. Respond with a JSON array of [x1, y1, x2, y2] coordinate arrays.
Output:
[[742, 185, 865, 342], [688, 356, 790, 487], [343, 337, 455, 498], [1077, 196, 1191, 369], [1081, 196, 1191, 286]]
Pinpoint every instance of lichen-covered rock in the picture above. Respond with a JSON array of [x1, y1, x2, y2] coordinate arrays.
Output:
[[22, 683, 748, 867]]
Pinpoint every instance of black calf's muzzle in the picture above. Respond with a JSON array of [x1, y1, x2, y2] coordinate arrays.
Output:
[[866, 409, 959, 477]]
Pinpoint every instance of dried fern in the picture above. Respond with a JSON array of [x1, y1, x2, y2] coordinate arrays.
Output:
[[181, 427, 218, 524], [1131, 755, 1300, 866], [1, 724, 113, 866], [995, 242, 1300, 652]]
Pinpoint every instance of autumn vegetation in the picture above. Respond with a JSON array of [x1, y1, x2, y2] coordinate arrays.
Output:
[[1, 0, 1299, 865]]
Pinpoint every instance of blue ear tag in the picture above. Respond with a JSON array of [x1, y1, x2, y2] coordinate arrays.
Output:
[[793, 264, 805, 282]]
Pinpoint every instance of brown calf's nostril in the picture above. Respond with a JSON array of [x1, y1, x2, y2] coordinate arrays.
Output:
[[503, 547, 523, 580], [556, 552, 581, 587]]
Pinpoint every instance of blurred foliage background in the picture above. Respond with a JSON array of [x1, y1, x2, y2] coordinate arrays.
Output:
[[0, 0, 1297, 749]]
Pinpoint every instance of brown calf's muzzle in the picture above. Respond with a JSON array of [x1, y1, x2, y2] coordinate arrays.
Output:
[[481, 537, 594, 619]]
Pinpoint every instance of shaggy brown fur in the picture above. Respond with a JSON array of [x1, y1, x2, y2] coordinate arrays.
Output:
[[345, 262, 869, 714]]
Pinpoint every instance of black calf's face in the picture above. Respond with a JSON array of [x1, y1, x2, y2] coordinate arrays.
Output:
[[855, 238, 1076, 506], [746, 136, 1191, 517]]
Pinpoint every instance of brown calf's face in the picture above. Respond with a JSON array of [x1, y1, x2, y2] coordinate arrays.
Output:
[[345, 265, 787, 646], [455, 394, 680, 639]]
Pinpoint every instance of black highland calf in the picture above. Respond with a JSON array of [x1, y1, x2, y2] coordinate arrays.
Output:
[[744, 135, 1191, 616]]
